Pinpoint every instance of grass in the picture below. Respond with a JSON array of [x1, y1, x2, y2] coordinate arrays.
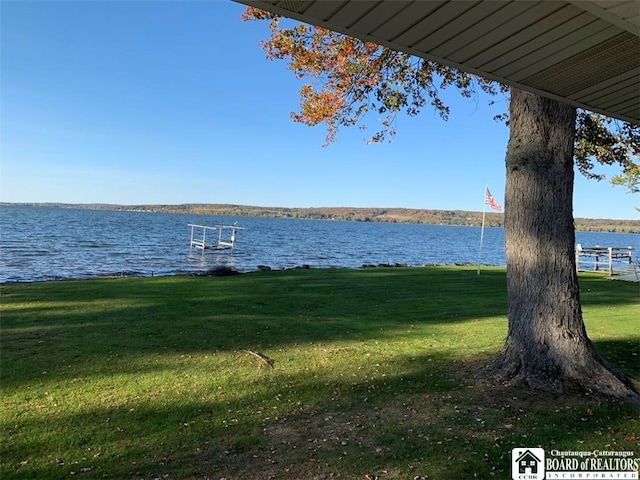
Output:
[[1, 266, 638, 479]]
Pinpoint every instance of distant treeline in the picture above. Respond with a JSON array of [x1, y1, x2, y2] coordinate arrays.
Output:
[[3, 202, 639, 233]]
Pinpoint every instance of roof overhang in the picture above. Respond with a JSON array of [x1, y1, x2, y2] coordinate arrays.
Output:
[[235, 0, 640, 124]]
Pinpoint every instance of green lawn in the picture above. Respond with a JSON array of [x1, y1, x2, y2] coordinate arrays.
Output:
[[1, 266, 638, 479]]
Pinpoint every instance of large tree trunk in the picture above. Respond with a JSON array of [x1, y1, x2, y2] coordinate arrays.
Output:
[[485, 88, 638, 401]]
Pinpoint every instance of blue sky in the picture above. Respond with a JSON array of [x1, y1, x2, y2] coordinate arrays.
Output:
[[1, 1, 637, 219]]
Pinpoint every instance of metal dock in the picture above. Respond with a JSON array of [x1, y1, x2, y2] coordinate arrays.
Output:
[[188, 224, 243, 255], [575, 245, 634, 275]]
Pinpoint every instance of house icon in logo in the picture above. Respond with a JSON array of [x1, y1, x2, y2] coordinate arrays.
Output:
[[511, 447, 545, 480], [516, 449, 541, 474]]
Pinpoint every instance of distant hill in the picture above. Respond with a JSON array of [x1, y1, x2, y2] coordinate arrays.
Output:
[[2, 202, 639, 233]]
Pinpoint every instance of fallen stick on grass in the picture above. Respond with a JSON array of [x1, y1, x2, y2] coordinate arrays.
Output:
[[244, 350, 274, 368]]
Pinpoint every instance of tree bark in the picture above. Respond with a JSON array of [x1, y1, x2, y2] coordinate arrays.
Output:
[[485, 88, 638, 400]]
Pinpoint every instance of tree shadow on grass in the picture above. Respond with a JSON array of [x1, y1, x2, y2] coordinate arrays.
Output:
[[2, 267, 638, 390], [3, 347, 638, 480], [2, 267, 638, 478], [591, 339, 640, 379], [2, 268, 508, 388]]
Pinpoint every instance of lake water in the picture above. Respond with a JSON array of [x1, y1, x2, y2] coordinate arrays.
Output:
[[1, 205, 637, 283]]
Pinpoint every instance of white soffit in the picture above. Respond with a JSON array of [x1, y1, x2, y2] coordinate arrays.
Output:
[[235, 0, 640, 124]]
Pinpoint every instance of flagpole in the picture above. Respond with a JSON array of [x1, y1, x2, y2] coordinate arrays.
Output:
[[477, 185, 487, 276]]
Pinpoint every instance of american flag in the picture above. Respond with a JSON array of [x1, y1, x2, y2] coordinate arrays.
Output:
[[485, 188, 503, 211]]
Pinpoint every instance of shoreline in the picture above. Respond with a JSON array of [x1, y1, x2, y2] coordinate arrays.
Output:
[[4, 261, 634, 285], [0, 261, 489, 285]]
